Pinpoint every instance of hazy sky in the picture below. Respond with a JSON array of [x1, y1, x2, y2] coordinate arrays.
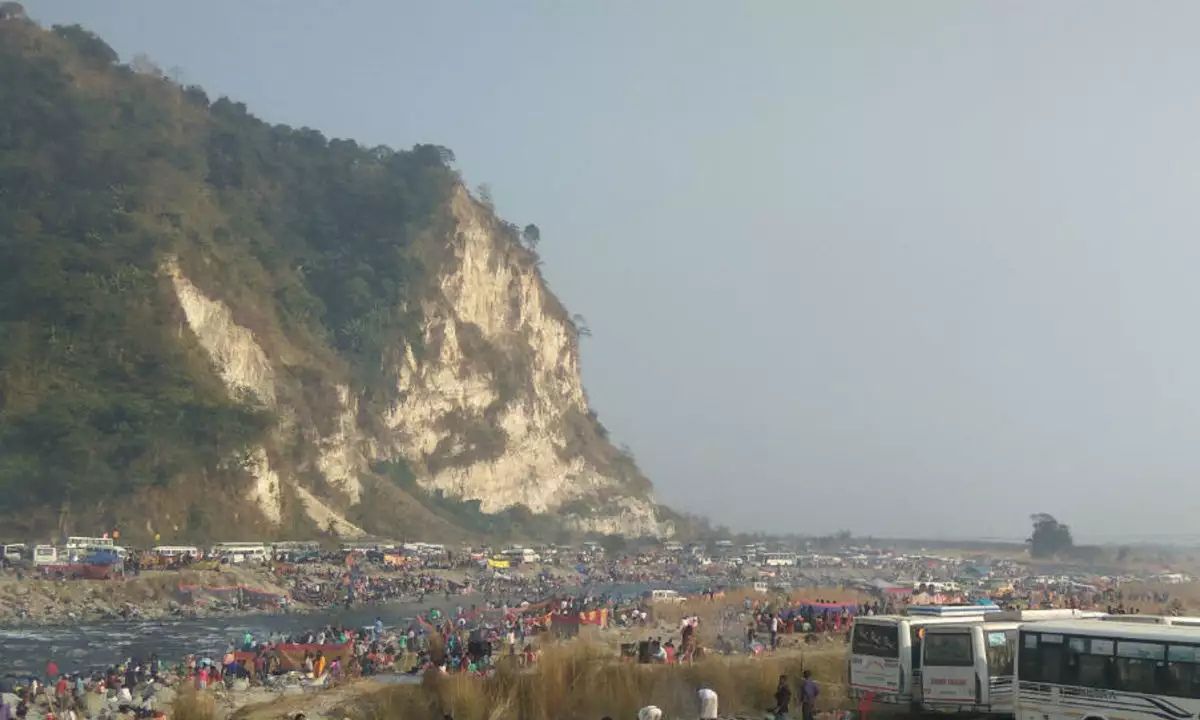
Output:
[[23, 1, 1200, 540]]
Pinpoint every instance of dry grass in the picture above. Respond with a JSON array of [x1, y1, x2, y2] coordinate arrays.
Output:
[[350, 641, 850, 720], [172, 688, 219, 720]]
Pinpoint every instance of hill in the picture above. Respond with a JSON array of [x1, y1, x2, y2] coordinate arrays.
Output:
[[0, 11, 672, 543]]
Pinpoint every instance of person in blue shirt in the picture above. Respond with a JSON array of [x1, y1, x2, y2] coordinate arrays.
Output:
[[800, 670, 820, 720]]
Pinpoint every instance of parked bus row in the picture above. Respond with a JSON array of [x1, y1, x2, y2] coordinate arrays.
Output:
[[851, 606, 1200, 720]]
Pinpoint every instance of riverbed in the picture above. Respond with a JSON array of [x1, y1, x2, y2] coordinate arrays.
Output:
[[0, 600, 436, 676], [0, 580, 690, 675]]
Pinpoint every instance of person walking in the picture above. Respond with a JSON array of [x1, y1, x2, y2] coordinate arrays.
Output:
[[801, 670, 820, 720], [773, 674, 792, 720]]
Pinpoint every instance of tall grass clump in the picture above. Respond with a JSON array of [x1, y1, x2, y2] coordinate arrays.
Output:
[[172, 689, 219, 720], [352, 641, 850, 720]]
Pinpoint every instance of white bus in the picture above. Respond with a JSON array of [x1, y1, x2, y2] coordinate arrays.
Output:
[[762, 552, 797, 567], [66, 536, 113, 552], [922, 610, 1106, 715], [210, 542, 268, 564], [501, 547, 541, 564], [65, 536, 126, 560], [851, 613, 989, 707], [1016, 619, 1200, 720], [32, 545, 57, 566], [1099, 615, 1200, 628], [152, 545, 200, 559]]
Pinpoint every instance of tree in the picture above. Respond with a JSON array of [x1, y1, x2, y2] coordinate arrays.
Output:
[[0, 2, 27, 20], [1028, 513, 1073, 558], [476, 183, 493, 207], [51, 25, 118, 66], [521, 223, 541, 249], [572, 313, 592, 337]]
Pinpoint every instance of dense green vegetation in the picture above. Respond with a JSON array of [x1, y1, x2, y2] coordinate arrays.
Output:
[[0, 19, 458, 526]]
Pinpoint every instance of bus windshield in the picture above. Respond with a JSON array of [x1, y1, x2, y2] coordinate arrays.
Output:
[[925, 632, 974, 667]]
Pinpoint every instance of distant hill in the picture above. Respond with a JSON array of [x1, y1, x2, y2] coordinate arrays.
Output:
[[0, 13, 673, 544]]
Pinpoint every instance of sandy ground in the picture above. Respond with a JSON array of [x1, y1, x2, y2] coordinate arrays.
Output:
[[226, 678, 391, 720]]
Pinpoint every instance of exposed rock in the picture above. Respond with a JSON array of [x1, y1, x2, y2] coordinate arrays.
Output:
[[166, 188, 671, 538]]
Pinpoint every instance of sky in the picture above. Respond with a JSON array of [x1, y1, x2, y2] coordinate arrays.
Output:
[[21, 1, 1200, 541]]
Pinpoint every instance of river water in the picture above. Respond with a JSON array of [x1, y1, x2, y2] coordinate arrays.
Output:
[[0, 581, 687, 676], [0, 601, 432, 677]]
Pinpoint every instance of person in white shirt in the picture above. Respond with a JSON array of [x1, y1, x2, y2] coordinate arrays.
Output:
[[698, 687, 719, 720]]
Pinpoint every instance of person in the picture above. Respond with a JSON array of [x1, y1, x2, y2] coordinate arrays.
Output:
[[770, 613, 780, 649], [698, 686, 718, 720], [54, 675, 68, 710], [374, 617, 384, 640], [800, 670, 819, 720], [773, 674, 792, 720]]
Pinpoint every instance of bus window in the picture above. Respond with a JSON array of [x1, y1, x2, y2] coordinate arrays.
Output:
[[852, 624, 898, 656], [1070, 637, 1113, 689], [1039, 633, 1065, 684], [925, 633, 974, 667], [1115, 641, 1164, 695], [986, 631, 1016, 676], [1019, 632, 1040, 681], [1166, 645, 1200, 699]]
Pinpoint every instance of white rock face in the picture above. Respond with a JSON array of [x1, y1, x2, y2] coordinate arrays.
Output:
[[166, 259, 276, 407], [167, 259, 361, 529], [244, 447, 282, 524], [316, 385, 364, 505], [164, 185, 670, 539], [382, 189, 668, 537]]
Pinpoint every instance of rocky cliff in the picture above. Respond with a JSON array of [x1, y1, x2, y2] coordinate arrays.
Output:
[[0, 16, 671, 541]]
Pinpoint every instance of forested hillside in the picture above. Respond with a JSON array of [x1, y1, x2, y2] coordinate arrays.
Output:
[[0, 14, 672, 542]]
